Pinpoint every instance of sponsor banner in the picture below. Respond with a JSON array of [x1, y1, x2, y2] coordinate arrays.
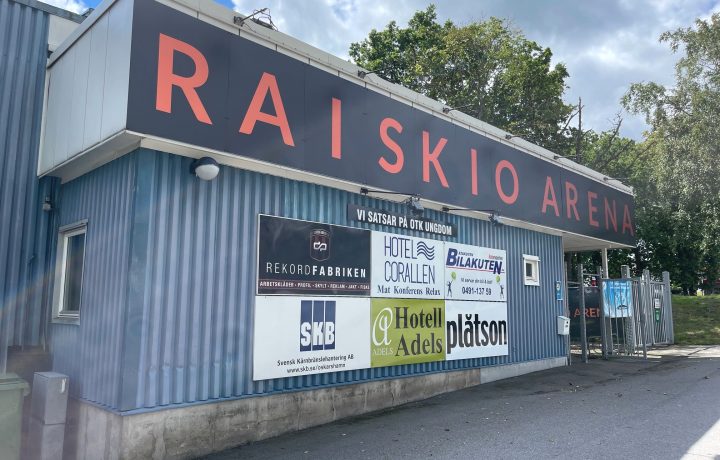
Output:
[[257, 215, 371, 296], [444, 243, 507, 301], [347, 204, 456, 237], [555, 281, 563, 301], [602, 280, 633, 318], [445, 301, 509, 360], [371, 298, 445, 367], [253, 296, 371, 380], [371, 232, 444, 299]]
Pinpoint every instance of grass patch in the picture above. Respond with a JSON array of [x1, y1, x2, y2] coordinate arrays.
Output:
[[672, 294, 720, 345]]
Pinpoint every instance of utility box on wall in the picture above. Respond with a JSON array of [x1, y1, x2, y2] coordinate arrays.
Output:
[[557, 316, 570, 335]]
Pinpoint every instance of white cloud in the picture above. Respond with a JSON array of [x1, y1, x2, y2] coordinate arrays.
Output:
[[232, 0, 409, 59], [230, 0, 717, 140], [41, 0, 89, 15]]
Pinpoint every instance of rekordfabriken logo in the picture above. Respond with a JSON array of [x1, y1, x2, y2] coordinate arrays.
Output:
[[310, 229, 330, 261], [257, 215, 371, 296], [300, 300, 335, 351]]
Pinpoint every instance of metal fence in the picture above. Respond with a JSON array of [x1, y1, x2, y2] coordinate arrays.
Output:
[[643, 272, 674, 346], [569, 265, 674, 361]]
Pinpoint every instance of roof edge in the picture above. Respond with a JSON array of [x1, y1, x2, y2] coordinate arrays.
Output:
[[10, 0, 85, 23]]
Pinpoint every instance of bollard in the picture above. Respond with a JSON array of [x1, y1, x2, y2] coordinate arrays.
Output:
[[29, 372, 69, 460]]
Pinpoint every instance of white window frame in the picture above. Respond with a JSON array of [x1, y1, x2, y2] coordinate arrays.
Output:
[[523, 254, 540, 286], [52, 221, 87, 324]]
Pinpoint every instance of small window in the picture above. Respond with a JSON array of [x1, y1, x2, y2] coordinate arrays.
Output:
[[523, 254, 540, 286], [53, 222, 87, 322]]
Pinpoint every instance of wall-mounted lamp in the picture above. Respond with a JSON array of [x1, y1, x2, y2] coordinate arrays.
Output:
[[357, 67, 390, 79], [357, 69, 376, 78], [190, 157, 220, 181], [603, 176, 631, 182], [42, 195, 53, 212], [442, 206, 503, 226], [360, 187, 424, 216], [442, 103, 477, 114], [233, 8, 276, 30], [405, 196, 424, 216]]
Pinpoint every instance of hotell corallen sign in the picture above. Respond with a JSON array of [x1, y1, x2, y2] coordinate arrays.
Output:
[[128, 0, 636, 246]]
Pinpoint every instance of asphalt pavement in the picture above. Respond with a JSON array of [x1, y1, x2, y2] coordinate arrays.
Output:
[[205, 346, 720, 460]]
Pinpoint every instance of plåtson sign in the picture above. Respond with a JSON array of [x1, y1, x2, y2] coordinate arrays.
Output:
[[445, 301, 508, 360], [127, 0, 636, 246]]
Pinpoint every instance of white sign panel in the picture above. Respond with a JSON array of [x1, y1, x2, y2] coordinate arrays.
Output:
[[445, 300, 509, 360], [444, 242, 507, 301], [371, 232, 444, 298], [253, 296, 371, 380]]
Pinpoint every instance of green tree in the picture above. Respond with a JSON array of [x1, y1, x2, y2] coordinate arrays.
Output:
[[349, 6, 574, 152], [561, 120, 656, 279], [623, 13, 720, 293]]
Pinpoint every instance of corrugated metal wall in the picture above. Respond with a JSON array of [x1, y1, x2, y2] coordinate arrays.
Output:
[[50, 148, 565, 411], [0, 0, 49, 372], [127, 149, 565, 411], [50, 154, 135, 408]]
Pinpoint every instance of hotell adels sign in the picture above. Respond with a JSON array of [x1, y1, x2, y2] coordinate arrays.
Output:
[[128, 0, 636, 246]]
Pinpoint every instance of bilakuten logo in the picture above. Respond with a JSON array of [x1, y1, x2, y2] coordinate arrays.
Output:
[[445, 248, 503, 274], [371, 299, 445, 366], [446, 313, 508, 354], [300, 300, 335, 351]]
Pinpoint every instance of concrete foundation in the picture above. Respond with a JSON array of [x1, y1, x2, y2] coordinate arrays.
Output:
[[64, 358, 566, 459]]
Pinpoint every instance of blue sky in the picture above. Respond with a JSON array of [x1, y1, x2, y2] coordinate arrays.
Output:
[[45, 0, 720, 141]]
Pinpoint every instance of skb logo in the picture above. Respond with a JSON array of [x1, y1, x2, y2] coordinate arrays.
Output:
[[300, 300, 336, 351]]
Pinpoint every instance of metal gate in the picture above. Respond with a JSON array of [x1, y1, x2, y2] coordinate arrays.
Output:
[[644, 273, 674, 346], [601, 277, 640, 356], [571, 265, 674, 360]]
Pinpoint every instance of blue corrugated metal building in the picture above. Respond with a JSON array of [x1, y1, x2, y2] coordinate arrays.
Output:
[[0, 0, 82, 377], [50, 149, 566, 412], [1, 0, 636, 458]]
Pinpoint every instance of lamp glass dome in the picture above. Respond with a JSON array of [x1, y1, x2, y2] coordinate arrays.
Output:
[[191, 157, 220, 181]]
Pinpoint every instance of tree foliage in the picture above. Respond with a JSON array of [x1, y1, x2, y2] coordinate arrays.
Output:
[[349, 6, 574, 152], [623, 13, 720, 293], [563, 122, 656, 279], [350, 7, 720, 292]]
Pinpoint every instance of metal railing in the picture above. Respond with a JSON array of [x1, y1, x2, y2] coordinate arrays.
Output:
[[569, 265, 674, 362]]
